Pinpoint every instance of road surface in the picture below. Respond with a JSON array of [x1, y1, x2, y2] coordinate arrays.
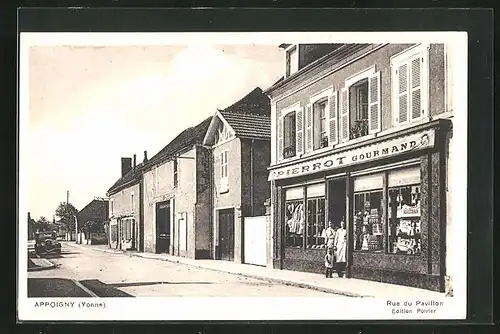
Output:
[[28, 242, 331, 297]]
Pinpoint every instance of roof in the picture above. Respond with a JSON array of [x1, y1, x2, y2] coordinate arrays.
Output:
[[219, 111, 271, 140], [77, 199, 108, 221], [218, 87, 270, 116], [143, 116, 212, 170], [106, 162, 144, 196]]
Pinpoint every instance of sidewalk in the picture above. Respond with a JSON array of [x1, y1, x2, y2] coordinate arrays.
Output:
[[66, 242, 446, 298]]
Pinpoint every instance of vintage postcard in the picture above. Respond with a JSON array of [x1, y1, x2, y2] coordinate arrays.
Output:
[[18, 31, 467, 321]]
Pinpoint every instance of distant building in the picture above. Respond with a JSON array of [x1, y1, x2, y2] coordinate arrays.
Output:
[[107, 154, 143, 251], [142, 118, 212, 258], [77, 198, 109, 234]]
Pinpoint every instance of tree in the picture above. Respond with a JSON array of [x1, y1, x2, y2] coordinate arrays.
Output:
[[55, 202, 78, 232], [34, 216, 50, 232]]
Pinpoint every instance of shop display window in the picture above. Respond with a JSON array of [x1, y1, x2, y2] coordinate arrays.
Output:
[[306, 197, 326, 249], [388, 184, 422, 255], [284, 200, 304, 248], [353, 190, 383, 252]]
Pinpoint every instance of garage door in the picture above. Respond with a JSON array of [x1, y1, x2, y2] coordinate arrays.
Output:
[[243, 216, 267, 266]]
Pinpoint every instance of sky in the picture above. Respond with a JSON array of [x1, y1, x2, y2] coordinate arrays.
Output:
[[26, 43, 283, 220]]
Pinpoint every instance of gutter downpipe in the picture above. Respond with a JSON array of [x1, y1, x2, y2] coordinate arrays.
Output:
[[250, 139, 255, 216], [202, 144, 215, 259]]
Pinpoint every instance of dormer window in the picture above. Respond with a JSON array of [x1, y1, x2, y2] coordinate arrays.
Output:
[[285, 45, 299, 78]]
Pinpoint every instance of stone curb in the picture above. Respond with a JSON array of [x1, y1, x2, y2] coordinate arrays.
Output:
[[28, 258, 57, 272], [72, 243, 367, 297]]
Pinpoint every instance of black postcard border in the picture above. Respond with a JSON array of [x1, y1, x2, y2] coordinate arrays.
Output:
[[7, 6, 494, 330]]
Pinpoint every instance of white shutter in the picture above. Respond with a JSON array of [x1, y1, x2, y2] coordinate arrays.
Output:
[[329, 91, 339, 145], [396, 62, 409, 124], [410, 54, 423, 121], [277, 114, 283, 162], [305, 104, 313, 152], [296, 106, 304, 155], [368, 71, 381, 134], [340, 88, 349, 142]]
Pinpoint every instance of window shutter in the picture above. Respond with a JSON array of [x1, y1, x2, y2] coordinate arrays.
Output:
[[340, 88, 349, 142], [277, 114, 284, 162], [396, 63, 409, 124], [368, 71, 381, 134], [305, 104, 313, 152], [329, 91, 338, 145], [410, 55, 423, 121], [296, 106, 304, 155]]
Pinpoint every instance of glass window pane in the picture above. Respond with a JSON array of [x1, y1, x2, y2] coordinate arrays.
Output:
[[354, 190, 383, 252], [285, 199, 304, 248], [388, 184, 421, 255]]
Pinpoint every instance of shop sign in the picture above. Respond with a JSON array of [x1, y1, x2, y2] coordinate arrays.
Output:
[[269, 129, 435, 181], [397, 203, 421, 218]]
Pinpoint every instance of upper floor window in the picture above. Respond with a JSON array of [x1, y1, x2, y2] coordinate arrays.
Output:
[[340, 67, 381, 143], [220, 150, 229, 193], [130, 193, 135, 212], [173, 159, 178, 187], [285, 45, 299, 78], [283, 111, 297, 158], [110, 200, 114, 216], [313, 98, 329, 149], [391, 44, 429, 126], [350, 78, 369, 139]]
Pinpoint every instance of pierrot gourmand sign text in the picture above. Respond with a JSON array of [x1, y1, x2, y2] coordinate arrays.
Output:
[[268, 130, 435, 181]]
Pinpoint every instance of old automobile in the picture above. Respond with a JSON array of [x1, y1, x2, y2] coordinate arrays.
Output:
[[35, 231, 62, 254]]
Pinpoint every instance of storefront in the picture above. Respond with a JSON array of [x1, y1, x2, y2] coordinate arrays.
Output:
[[270, 119, 451, 292]]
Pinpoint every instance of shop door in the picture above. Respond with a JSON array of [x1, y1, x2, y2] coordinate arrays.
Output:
[[156, 202, 171, 254], [219, 209, 234, 261], [328, 179, 347, 226]]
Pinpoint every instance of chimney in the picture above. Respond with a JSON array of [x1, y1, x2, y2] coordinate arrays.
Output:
[[143, 150, 148, 163], [133, 154, 137, 171], [121, 157, 132, 177]]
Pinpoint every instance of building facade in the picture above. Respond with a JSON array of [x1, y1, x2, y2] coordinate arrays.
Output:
[[266, 43, 454, 292], [142, 118, 212, 259], [203, 87, 272, 265], [107, 155, 143, 251], [76, 198, 109, 243]]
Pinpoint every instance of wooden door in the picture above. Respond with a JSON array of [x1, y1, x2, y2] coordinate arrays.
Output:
[[219, 209, 234, 261]]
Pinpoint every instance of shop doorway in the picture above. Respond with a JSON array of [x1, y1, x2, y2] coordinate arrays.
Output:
[[155, 201, 171, 254], [218, 208, 235, 261], [328, 178, 347, 227]]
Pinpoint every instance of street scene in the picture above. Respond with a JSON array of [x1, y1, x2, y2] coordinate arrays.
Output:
[[21, 33, 464, 312], [28, 242, 332, 297]]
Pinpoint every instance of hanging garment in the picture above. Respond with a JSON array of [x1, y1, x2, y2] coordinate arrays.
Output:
[[334, 228, 347, 263], [296, 204, 305, 235]]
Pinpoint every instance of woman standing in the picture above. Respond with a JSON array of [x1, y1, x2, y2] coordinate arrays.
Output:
[[334, 219, 347, 278]]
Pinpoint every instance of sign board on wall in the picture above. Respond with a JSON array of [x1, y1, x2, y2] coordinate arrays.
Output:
[[268, 129, 435, 181]]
